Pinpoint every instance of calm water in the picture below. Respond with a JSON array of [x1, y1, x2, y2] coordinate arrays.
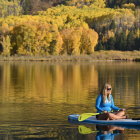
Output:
[[0, 61, 140, 140]]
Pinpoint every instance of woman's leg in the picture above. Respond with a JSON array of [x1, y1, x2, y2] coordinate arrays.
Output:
[[108, 112, 126, 120], [97, 111, 126, 120], [114, 110, 126, 117], [97, 113, 109, 120]]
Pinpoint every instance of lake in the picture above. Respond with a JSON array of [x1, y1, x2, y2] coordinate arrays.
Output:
[[0, 61, 139, 139]]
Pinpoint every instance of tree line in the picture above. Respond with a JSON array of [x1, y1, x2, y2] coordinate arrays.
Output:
[[0, 0, 139, 56], [1, 0, 139, 16]]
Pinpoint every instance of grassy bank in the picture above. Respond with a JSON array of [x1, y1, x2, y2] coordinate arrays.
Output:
[[0, 51, 140, 62]]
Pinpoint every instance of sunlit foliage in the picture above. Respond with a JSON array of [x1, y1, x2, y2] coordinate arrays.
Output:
[[122, 3, 135, 10], [60, 27, 98, 54], [0, 0, 22, 17], [0, 3, 139, 56], [65, 0, 106, 8]]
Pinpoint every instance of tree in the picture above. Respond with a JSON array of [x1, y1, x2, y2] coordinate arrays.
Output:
[[0, 0, 22, 17], [95, 41, 104, 50], [135, 38, 140, 50], [127, 31, 135, 50], [122, 3, 135, 10], [90, 0, 106, 8], [106, 37, 116, 50], [115, 32, 127, 51], [80, 28, 98, 54], [10, 24, 54, 55], [109, 21, 116, 30], [48, 32, 63, 55], [61, 27, 82, 55], [0, 35, 11, 56]]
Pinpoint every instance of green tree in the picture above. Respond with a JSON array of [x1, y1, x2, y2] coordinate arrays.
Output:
[[109, 21, 116, 30], [95, 41, 104, 50], [127, 31, 135, 50], [106, 37, 116, 50], [21, 0, 32, 14], [135, 38, 140, 50], [115, 32, 127, 51]]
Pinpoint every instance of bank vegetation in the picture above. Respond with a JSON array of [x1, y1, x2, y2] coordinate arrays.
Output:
[[0, 0, 139, 59]]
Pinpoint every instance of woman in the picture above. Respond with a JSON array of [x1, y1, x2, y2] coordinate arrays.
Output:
[[96, 83, 126, 120]]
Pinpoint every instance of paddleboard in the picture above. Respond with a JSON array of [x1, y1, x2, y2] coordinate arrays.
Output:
[[68, 114, 140, 126]]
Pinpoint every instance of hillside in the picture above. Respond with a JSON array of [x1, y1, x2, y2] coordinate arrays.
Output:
[[21, 0, 65, 14], [0, 0, 139, 57], [20, 0, 140, 14]]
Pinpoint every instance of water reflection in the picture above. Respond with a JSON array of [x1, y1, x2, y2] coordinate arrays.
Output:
[[0, 124, 79, 140], [96, 125, 124, 140], [0, 62, 98, 104], [0, 62, 139, 106], [0, 61, 139, 139], [97, 62, 140, 107], [77, 124, 140, 140], [78, 125, 124, 139]]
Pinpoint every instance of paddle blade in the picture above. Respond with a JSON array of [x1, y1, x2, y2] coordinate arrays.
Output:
[[78, 125, 98, 134], [78, 113, 99, 122]]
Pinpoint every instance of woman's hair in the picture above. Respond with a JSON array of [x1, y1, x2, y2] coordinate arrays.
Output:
[[100, 83, 112, 103]]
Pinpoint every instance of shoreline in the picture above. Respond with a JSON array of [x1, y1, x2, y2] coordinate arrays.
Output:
[[0, 51, 140, 62]]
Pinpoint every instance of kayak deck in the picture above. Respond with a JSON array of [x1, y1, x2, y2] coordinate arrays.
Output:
[[68, 114, 140, 126]]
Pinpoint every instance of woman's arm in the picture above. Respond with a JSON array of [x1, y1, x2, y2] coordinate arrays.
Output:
[[111, 95, 120, 111], [96, 94, 104, 112]]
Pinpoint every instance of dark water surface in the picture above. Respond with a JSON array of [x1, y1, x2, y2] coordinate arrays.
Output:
[[0, 61, 139, 140]]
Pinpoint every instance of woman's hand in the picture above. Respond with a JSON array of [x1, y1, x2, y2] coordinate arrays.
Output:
[[103, 111, 108, 113], [120, 108, 126, 111]]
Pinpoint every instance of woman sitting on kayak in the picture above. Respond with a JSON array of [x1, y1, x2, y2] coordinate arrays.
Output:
[[96, 83, 127, 120]]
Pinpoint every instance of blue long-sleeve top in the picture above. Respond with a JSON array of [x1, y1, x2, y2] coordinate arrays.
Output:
[[96, 132, 119, 140], [96, 94, 120, 113]]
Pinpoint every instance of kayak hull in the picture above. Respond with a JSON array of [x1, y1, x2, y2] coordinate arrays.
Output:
[[68, 114, 140, 126]]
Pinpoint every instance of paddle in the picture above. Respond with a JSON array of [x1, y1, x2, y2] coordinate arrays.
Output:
[[78, 125, 98, 134], [78, 113, 100, 122]]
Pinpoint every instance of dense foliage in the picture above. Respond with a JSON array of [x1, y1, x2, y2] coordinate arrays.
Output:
[[20, 0, 65, 14], [0, 0, 22, 17], [0, 6, 99, 56], [1, 0, 139, 15], [0, 0, 139, 56], [6, 0, 140, 15], [106, 0, 140, 8]]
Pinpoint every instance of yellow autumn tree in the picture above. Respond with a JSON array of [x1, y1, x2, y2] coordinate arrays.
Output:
[[61, 27, 83, 55], [122, 3, 135, 10], [48, 32, 63, 55], [0, 23, 11, 55], [80, 28, 98, 54], [61, 27, 98, 55], [0, 35, 11, 56]]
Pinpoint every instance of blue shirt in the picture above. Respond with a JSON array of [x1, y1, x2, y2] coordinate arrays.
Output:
[[96, 131, 120, 140], [96, 94, 120, 113]]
